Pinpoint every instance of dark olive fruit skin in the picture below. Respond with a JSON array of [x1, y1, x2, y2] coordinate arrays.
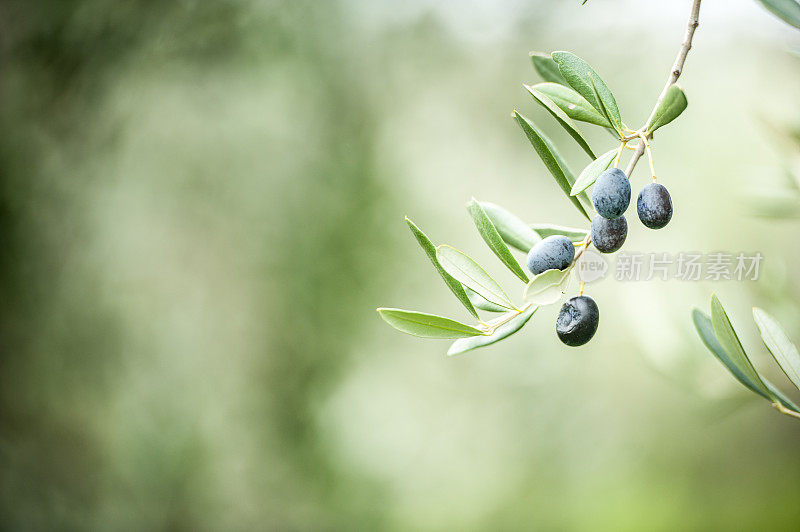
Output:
[[637, 182, 673, 229], [592, 168, 630, 219], [556, 295, 599, 347], [527, 235, 575, 276], [590, 214, 627, 254]]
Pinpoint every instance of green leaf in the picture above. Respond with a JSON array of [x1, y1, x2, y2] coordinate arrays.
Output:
[[525, 84, 596, 159], [755, 0, 800, 30], [709, 296, 773, 399], [766, 382, 800, 413], [531, 82, 611, 127], [523, 268, 571, 306], [530, 223, 588, 242], [753, 307, 800, 392], [693, 308, 800, 412], [406, 217, 479, 319], [479, 201, 540, 252], [549, 139, 593, 210], [570, 147, 618, 196], [551, 51, 623, 133], [646, 85, 688, 135], [693, 308, 770, 400], [466, 199, 529, 283], [448, 306, 537, 356], [529, 52, 567, 85], [377, 308, 486, 339], [512, 111, 591, 221], [436, 245, 516, 310], [466, 287, 507, 313], [587, 74, 620, 135]]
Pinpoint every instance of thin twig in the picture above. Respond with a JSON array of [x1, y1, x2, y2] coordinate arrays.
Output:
[[625, 142, 646, 177], [626, 0, 702, 178], [773, 402, 800, 420]]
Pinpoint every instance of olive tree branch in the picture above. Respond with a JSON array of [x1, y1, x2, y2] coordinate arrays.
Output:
[[625, 0, 702, 177]]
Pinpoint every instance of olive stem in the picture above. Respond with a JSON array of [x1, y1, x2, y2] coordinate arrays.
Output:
[[772, 402, 800, 420], [644, 0, 702, 130], [612, 141, 626, 169], [637, 132, 657, 181], [480, 302, 533, 335], [626, 0, 702, 178]]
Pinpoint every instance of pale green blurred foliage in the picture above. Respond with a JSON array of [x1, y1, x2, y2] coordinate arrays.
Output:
[[1, 0, 800, 530]]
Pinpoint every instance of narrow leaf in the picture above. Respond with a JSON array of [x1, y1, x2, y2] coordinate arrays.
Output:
[[646, 85, 688, 134], [466, 199, 529, 283], [525, 84, 596, 159], [587, 74, 620, 134], [523, 268, 571, 306], [377, 308, 486, 339], [529, 52, 567, 85], [406, 217, 479, 319], [710, 296, 773, 399], [548, 135, 594, 209], [570, 147, 618, 196], [479, 201, 540, 252], [466, 287, 507, 313], [532, 82, 611, 127], [694, 308, 800, 412], [753, 307, 800, 391], [755, 0, 800, 30], [513, 111, 591, 221], [551, 51, 623, 133], [448, 306, 537, 356], [693, 308, 771, 401], [436, 245, 515, 310], [766, 381, 800, 413], [530, 223, 588, 242]]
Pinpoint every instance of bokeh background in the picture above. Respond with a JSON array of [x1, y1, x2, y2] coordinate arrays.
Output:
[[2, 0, 800, 529]]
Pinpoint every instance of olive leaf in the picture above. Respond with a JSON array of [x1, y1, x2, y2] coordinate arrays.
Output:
[[448, 306, 538, 356], [406, 217, 479, 319], [646, 85, 688, 135], [570, 147, 618, 196], [513, 111, 592, 221], [551, 51, 623, 133], [755, 0, 800, 30], [530, 223, 587, 242], [587, 74, 620, 135], [753, 307, 800, 392], [709, 295, 773, 399], [377, 308, 486, 339], [436, 245, 516, 310], [693, 308, 772, 401], [479, 201, 540, 252], [523, 268, 571, 306], [466, 199, 529, 283], [525, 84, 596, 159], [529, 52, 567, 85], [466, 287, 507, 313], [693, 306, 800, 413], [531, 82, 611, 127]]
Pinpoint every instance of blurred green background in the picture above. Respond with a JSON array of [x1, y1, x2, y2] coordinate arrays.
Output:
[[2, 0, 800, 529]]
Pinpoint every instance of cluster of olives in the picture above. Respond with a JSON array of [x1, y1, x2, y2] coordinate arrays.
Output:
[[526, 168, 673, 347]]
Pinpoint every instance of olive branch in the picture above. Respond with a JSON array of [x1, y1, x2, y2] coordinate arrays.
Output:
[[377, 0, 703, 355]]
